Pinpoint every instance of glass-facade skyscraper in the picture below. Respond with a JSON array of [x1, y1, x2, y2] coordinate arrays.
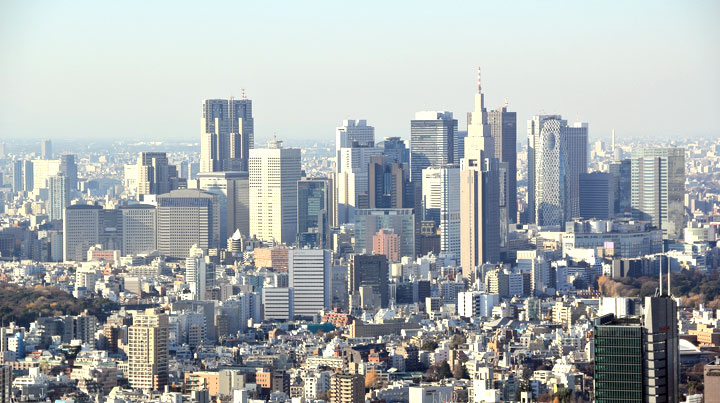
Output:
[[410, 111, 457, 184]]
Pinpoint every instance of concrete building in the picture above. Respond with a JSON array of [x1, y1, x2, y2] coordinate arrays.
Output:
[[631, 147, 685, 240], [201, 98, 254, 172], [63, 204, 101, 262], [335, 145, 383, 224], [329, 373, 364, 403], [128, 309, 169, 391], [156, 189, 220, 259], [288, 249, 331, 317], [31, 159, 61, 190], [262, 287, 294, 321], [349, 254, 389, 309], [561, 219, 662, 259], [372, 229, 401, 262], [297, 177, 333, 248], [335, 119, 375, 158], [137, 152, 177, 197], [196, 171, 249, 245], [41, 139, 52, 160], [249, 140, 302, 245], [457, 291, 499, 318], [120, 204, 157, 256]]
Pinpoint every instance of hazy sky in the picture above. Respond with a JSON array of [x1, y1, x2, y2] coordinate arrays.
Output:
[[1, 1, 718, 144]]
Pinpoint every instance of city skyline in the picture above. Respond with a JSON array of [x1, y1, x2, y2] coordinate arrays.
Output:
[[1, 1, 719, 142]]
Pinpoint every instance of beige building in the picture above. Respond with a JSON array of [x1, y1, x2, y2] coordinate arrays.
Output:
[[128, 309, 169, 391], [329, 373, 364, 403]]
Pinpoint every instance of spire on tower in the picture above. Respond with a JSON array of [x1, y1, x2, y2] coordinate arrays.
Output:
[[477, 66, 482, 93]]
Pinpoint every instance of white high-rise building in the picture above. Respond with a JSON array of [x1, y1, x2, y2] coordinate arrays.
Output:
[[185, 245, 207, 301], [196, 171, 249, 245], [63, 204, 101, 262], [457, 291, 499, 318], [527, 115, 588, 228], [31, 159, 61, 190], [421, 165, 460, 257], [249, 140, 302, 245], [288, 249, 331, 317], [128, 309, 169, 391], [48, 175, 69, 221], [120, 204, 157, 256], [262, 287, 294, 321]]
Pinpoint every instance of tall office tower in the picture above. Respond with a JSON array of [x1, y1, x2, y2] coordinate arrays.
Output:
[[137, 152, 176, 197], [631, 148, 685, 240], [201, 97, 254, 172], [334, 145, 383, 224], [487, 105, 517, 222], [59, 154, 78, 192], [63, 204, 101, 262], [288, 249, 331, 317], [297, 177, 333, 248], [610, 159, 631, 216], [12, 160, 24, 193], [185, 245, 207, 300], [578, 172, 614, 220], [41, 139, 52, 159], [156, 189, 220, 259], [354, 208, 415, 258], [0, 364, 10, 403], [249, 140, 302, 245], [527, 115, 588, 227], [421, 165, 460, 257], [120, 204, 157, 256], [329, 373, 364, 403], [335, 119, 375, 159], [197, 171, 250, 246], [410, 111, 458, 183], [48, 175, 70, 221], [368, 155, 412, 209], [128, 308, 169, 391], [377, 136, 409, 164], [348, 254, 389, 309], [460, 157, 500, 279], [31, 159, 61, 190], [593, 292, 678, 402], [464, 67, 493, 160], [23, 160, 33, 191]]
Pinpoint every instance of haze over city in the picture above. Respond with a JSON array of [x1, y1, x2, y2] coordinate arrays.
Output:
[[1, 0, 719, 142]]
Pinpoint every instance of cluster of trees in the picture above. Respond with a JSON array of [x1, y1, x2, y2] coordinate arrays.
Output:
[[0, 283, 117, 326], [598, 270, 720, 309]]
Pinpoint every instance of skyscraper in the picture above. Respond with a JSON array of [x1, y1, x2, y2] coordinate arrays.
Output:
[[137, 152, 176, 197], [334, 145, 383, 224], [631, 147, 685, 240], [410, 111, 458, 183], [348, 254, 389, 309], [63, 204, 101, 262], [48, 175, 70, 221], [460, 157, 500, 278], [120, 204, 157, 256], [421, 165, 460, 257], [156, 189, 220, 259], [201, 97, 254, 172], [185, 245, 208, 300], [527, 115, 588, 227], [288, 249, 331, 317], [41, 139, 52, 160], [354, 208, 415, 259], [579, 172, 614, 220], [196, 171, 250, 245], [297, 177, 333, 248], [368, 155, 412, 209], [487, 105, 517, 222], [31, 159, 61, 190], [128, 308, 169, 391], [610, 159, 632, 216], [59, 154, 78, 193], [249, 140, 302, 245], [336, 119, 374, 153], [377, 136, 409, 164], [12, 160, 24, 193]]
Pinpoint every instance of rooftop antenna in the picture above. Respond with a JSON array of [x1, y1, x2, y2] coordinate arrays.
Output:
[[241, 88, 246, 100], [477, 66, 482, 93]]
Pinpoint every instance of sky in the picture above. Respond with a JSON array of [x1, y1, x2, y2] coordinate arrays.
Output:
[[1, 1, 719, 144]]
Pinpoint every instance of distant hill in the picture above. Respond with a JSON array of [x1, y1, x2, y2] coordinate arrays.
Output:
[[0, 282, 118, 327]]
